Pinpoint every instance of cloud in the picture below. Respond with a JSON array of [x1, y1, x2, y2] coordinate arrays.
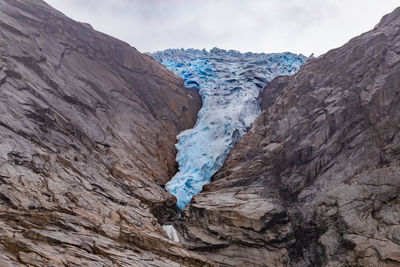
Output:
[[44, 0, 399, 56]]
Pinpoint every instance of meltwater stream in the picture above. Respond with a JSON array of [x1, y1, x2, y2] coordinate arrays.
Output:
[[151, 48, 308, 209]]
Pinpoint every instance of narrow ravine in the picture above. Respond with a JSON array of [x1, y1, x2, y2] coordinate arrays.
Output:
[[151, 48, 308, 209]]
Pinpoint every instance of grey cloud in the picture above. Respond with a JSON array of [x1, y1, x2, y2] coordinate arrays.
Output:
[[44, 0, 399, 56]]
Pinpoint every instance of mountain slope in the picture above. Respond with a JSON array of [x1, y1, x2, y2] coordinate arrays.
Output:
[[0, 0, 212, 266], [177, 7, 400, 266]]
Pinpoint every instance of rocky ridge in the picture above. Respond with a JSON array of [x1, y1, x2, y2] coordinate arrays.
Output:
[[0, 0, 214, 266], [176, 7, 400, 267]]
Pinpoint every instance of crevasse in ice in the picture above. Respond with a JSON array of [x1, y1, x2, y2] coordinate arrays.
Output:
[[150, 48, 308, 209]]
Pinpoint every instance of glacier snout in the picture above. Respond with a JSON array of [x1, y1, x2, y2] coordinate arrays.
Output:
[[151, 48, 308, 209]]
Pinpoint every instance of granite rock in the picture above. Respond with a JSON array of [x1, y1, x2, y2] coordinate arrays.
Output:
[[0, 0, 215, 266], [177, 7, 400, 267]]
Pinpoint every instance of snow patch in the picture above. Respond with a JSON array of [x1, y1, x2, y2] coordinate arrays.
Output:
[[162, 225, 180, 242]]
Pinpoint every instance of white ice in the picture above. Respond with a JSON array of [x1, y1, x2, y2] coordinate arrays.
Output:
[[162, 225, 180, 242]]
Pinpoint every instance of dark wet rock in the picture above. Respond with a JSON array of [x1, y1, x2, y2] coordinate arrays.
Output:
[[177, 7, 400, 267]]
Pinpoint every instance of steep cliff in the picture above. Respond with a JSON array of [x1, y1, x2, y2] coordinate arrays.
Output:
[[177, 7, 400, 267], [0, 0, 213, 266]]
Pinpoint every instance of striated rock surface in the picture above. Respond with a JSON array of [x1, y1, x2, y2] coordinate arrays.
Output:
[[0, 0, 215, 266], [177, 7, 400, 266]]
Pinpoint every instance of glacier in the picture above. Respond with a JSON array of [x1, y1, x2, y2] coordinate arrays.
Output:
[[150, 48, 308, 209]]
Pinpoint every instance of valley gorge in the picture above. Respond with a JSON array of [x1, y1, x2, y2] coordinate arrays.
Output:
[[1, 1, 400, 267]]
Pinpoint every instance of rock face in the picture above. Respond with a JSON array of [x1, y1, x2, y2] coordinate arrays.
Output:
[[0, 0, 214, 266], [177, 7, 400, 267]]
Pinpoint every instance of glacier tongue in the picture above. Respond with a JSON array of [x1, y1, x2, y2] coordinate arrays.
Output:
[[151, 48, 308, 209]]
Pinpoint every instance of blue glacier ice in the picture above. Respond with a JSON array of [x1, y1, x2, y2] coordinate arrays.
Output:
[[150, 48, 308, 209]]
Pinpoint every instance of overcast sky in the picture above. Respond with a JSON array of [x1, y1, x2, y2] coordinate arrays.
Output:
[[44, 0, 399, 56]]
